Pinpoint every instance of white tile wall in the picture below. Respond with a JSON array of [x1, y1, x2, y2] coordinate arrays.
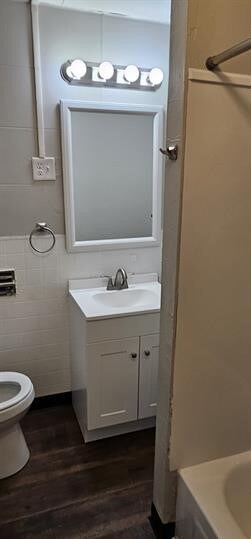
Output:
[[0, 235, 161, 396]]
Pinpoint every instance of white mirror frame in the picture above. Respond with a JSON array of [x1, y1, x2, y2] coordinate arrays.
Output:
[[60, 100, 164, 252]]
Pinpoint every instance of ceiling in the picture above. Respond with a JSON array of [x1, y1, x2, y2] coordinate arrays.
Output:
[[25, 0, 171, 24]]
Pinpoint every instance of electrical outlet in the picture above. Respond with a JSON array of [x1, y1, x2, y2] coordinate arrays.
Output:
[[32, 157, 56, 180]]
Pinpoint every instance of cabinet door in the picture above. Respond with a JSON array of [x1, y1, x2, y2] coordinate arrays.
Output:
[[87, 337, 139, 429], [139, 334, 159, 419]]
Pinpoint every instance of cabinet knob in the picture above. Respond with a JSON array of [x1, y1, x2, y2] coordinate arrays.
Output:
[[144, 350, 150, 357], [131, 352, 137, 360]]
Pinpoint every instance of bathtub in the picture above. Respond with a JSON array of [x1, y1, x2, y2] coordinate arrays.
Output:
[[176, 451, 251, 539]]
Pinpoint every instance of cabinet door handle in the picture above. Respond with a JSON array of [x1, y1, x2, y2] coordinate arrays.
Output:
[[131, 352, 137, 360], [144, 350, 150, 357]]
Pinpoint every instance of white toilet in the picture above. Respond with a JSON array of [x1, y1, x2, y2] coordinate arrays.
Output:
[[0, 372, 35, 479]]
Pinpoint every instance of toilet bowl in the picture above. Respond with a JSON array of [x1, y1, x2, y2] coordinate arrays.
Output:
[[0, 372, 35, 479]]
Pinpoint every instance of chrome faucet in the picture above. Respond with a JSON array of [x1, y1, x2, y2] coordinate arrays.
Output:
[[105, 268, 128, 291], [114, 268, 128, 290]]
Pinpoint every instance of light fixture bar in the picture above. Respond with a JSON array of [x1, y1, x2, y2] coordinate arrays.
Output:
[[60, 60, 163, 91]]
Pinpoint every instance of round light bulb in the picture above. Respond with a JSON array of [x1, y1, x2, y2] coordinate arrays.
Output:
[[124, 64, 140, 83], [98, 61, 114, 80], [66, 59, 87, 80], [148, 67, 164, 86]]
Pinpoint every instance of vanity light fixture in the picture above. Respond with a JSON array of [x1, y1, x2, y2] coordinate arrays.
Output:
[[148, 67, 164, 86], [98, 61, 114, 80], [123, 64, 140, 83], [66, 59, 87, 80], [61, 59, 164, 91]]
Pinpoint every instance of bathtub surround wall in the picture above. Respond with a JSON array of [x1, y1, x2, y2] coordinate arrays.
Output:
[[0, 0, 169, 395], [187, 0, 251, 76], [170, 69, 251, 468]]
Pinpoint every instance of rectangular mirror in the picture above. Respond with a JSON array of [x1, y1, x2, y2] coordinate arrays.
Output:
[[60, 100, 164, 252]]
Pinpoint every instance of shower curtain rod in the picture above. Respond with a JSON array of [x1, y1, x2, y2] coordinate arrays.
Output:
[[206, 38, 251, 70]]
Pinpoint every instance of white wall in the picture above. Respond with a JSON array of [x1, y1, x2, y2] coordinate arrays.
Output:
[[0, 1, 169, 236], [38, 0, 171, 24], [0, 1, 64, 236], [153, 0, 188, 522], [39, 6, 169, 132], [0, 1, 169, 395]]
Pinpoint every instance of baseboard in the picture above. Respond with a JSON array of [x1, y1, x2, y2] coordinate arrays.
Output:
[[149, 503, 176, 539], [31, 391, 72, 409], [82, 416, 156, 442]]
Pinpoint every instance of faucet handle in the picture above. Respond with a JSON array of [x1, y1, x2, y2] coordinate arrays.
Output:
[[104, 275, 115, 290]]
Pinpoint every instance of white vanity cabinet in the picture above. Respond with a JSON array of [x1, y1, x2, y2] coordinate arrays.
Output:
[[70, 299, 160, 441], [69, 275, 161, 442], [87, 333, 160, 430]]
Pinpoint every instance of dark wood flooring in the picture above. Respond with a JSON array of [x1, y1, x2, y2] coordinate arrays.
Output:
[[0, 404, 156, 538]]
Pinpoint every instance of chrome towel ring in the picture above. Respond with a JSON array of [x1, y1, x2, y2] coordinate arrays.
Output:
[[29, 222, 56, 253]]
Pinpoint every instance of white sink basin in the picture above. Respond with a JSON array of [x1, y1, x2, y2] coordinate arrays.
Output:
[[93, 288, 158, 309], [69, 275, 161, 320]]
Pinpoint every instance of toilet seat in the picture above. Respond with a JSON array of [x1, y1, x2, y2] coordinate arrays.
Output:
[[0, 372, 33, 411]]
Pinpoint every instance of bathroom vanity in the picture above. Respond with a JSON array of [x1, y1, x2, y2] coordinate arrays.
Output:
[[69, 273, 160, 441]]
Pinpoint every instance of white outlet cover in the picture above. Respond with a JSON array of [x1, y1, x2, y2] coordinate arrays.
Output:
[[32, 157, 56, 181]]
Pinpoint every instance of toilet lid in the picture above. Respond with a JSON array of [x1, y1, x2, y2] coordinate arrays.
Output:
[[0, 372, 33, 411]]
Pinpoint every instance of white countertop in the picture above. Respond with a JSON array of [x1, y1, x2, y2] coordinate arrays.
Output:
[[69, 273, 161, 320]]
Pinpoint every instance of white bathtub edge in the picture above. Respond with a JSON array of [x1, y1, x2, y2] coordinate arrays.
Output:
[[176, 450, 251, 539]]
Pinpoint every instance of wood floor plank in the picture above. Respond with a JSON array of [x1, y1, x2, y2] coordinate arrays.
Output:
[[0, 482, 153, 538], [0, 404, 155, 538]]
